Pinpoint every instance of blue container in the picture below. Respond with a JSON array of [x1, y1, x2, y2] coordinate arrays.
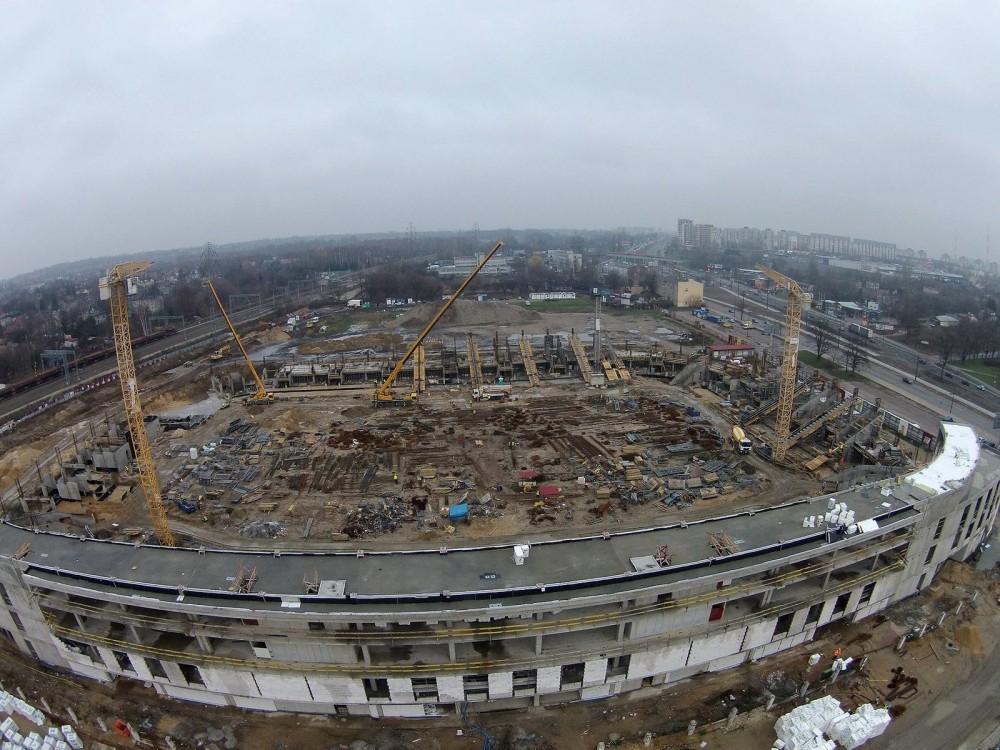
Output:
[[448, 503, 469, 520]]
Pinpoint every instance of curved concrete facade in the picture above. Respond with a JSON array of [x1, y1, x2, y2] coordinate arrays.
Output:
[[0, 424, 996, 717]]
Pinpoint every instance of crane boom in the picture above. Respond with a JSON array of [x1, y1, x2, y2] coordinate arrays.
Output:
[[206, 280, 275, 404], [104, 262, 175, 546], [756, 264, 803, 463], [374, 240, 504, 404]]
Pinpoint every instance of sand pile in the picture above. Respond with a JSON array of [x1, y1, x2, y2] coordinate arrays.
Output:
[[395, 299, 541, 330], [0, 447, 43, 485], [954, 623, 983, 653], [298, 332, 403, 356]]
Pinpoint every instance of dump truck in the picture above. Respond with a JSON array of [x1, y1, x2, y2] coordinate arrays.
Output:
[[472, 384, 512, 401], [732, 425, 752, 454]]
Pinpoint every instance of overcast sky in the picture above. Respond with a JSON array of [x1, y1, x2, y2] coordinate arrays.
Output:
[[1, 2, 998, 278]]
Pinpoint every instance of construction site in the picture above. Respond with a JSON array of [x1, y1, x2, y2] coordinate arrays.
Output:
[[0, 257, 936, 551], [0, 250, 995, 749]]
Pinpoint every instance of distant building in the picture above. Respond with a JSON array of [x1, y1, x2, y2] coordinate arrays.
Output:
[[677, 219, 694, 247], [528, 292, 576, 301], [693, 224, 715, 248], [935, 315, 960, 328], [675, 279, 704, 308], [809, 234, 851, 255], [850, 239, 897, 261], [706, 343, 756, 360], [430, 254, 512, 278]]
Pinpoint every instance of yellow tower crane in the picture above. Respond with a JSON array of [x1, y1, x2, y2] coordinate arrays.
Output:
[[756, 264, 804, 463], [206, 280, 275, 404], [100, 262, 175, 546], [374, 240, 504, 405]]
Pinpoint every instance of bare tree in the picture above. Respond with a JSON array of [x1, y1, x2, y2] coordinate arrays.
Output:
[[810, 319, 837, 361], [955, 319, 980, 364], [841, 339, 870, 373], [933, 327, 957, 376], [732, 294, 745, 321]]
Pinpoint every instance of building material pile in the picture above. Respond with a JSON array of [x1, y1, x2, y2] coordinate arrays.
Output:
[[773, 696, 890, 750]]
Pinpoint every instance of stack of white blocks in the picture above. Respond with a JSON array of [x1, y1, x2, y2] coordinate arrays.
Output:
[[826, 703, 891, 749], [774, 696, 891, 750], [825, 500, 856, 531], [0, 690, 81, 750], [774, 695, 842, 750]]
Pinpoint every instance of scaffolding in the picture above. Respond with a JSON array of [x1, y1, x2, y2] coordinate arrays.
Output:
[[519, 336, 541, 387]]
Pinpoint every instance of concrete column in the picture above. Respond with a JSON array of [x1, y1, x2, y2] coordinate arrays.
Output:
[[617, 620, 628, 642], [67, 707, 78, 724], [687, 720, 697, 736], [196, 634, 213, 654], [765, 692, 776, 711], [760, 589, 773, 607], [727, 706, 738, 726], [938, 612, 947, 627], [799, 681, 810, 698], [127, 623, 142, 644], [897, 635, 907, 651], [72, 613, 86, 632], [956, 601, 963, 615], [360, 645, 371, 665], [535, 634, 543, 655], [448, 641, 456, 661], [871, 553, 880, 571]]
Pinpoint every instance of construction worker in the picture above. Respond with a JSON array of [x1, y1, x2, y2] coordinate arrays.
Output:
[[392, 471, 399, 483]]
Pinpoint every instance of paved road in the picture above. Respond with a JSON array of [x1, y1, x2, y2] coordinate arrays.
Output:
[[865, 628, 1000, 750]]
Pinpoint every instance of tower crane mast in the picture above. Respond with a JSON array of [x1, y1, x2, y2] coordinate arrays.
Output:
[[101, 262, 175, 546], [755, 264, 803, 463]]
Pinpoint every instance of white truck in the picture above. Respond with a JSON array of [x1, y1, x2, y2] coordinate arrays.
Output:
[[472, 384, 513, 401], [732, 425, 752, 454]]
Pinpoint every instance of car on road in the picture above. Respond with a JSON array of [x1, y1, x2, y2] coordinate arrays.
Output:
[[945, 371, 954, 378], [902, 377, 912, 384], [942, 416, 955, 422], [978, 384, 986, 391], [917, 358, 927, 365], [961, 379, 970, 386]]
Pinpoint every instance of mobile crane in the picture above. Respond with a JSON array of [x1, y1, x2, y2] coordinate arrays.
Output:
[[206, 280, 275, 405], [374, 240, 504, 405], [101, 262, 174, 546]]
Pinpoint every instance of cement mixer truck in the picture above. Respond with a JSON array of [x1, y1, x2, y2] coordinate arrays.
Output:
[[473, 384, 513, 401], [732, 425, 752, 454]]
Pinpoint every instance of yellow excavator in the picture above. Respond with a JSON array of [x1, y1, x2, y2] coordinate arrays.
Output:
[[373, 240, 504, 406], [206, 280, 275, 405]]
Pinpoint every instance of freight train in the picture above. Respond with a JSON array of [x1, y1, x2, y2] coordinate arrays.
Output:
[[0, 328, 176, 402]]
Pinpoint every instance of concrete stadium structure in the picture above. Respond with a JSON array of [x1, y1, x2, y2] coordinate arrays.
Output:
[[0, 423, 994, 717]]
